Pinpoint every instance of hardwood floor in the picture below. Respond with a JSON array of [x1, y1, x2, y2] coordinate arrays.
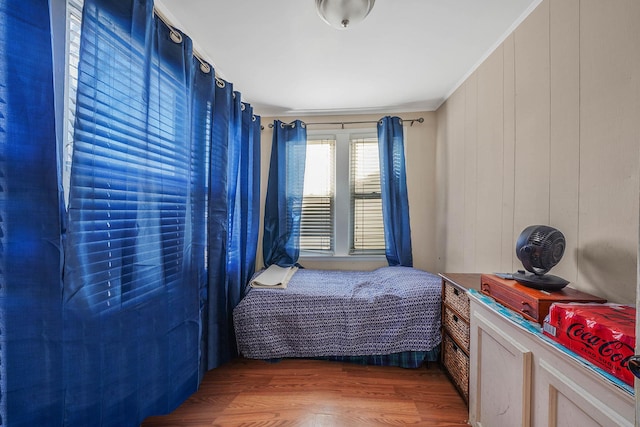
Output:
[[141, 358, 471, 427]]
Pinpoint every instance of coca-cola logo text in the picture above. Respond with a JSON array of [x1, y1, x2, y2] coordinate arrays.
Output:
[[565, 322, 634, 368]]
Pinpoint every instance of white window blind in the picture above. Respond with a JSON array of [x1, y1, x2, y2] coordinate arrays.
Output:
[[350, 136, 384, 254], [63, 0, 84, 206], [299, 131, 385, 258], [300, 138, 335, 252], [66, 4, 193, 309]]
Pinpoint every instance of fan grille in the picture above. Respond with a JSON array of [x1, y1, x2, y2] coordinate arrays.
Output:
[[517, 225, 565, 275]]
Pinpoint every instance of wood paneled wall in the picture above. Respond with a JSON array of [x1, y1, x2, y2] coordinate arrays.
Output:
[[436, 0, 640, 303]]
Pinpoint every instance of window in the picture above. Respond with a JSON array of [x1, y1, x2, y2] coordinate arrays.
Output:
[[63, 0, 84, 206], [300, 139, 335, 252], [300, 130, 385, 257], [350, 136, 384, 253], [63, 0, 196, 309]]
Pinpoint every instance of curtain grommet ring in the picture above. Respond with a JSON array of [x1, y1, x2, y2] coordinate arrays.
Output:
[[169, 30, 182, 44], [199, 62, 211, 74], [280, 122, 285, 129], [241, 103, 246, 111], [216, 77, 225, 88], [252, 115, 257, 122]]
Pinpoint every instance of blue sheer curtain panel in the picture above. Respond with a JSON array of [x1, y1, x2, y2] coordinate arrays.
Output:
[[238, 104, 261, 289], [262, 120, 307, 267], [226, 92, 243, 323], [226, 95, 261, 355], [0, 1, 65, 425], [203, 86, 261, 371], [63, 0, 201, 425], [203, 78, 231, 369], [189, 56, 214, 381], [377, 116, 413, 267]]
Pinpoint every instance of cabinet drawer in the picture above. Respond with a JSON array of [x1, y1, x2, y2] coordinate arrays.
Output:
[[481, 278, 539, 322], [443, 307, 470, 352], [443, 281, 470, 320], [443, 333, 469, 402]]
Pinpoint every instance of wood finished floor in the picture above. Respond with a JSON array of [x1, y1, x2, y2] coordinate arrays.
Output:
[[141, 358, 471, 427]]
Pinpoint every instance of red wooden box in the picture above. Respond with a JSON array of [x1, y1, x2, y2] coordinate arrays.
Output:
[[480, 274, 606, 324], [543, 303, 636, 386]]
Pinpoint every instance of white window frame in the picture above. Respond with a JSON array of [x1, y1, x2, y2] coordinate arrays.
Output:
[[300, 128, 386, 261]]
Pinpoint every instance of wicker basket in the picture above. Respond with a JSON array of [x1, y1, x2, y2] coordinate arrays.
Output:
[[443, 333, 469, 402], [444, 308, 470, 351], [444, 282, 470, 318]]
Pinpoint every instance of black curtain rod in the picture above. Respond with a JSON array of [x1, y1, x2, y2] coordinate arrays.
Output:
[[263, 117, 424, 130]]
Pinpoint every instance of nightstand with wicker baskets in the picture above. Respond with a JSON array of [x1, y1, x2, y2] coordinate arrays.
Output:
[[438, 273, 481, 403]]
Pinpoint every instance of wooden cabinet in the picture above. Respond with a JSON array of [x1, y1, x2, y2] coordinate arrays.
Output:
[[469, 292, 635, 427], [439, 273, 482, 403]]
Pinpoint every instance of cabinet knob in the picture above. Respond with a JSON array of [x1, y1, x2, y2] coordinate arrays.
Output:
[[628, 355, 640, 379]]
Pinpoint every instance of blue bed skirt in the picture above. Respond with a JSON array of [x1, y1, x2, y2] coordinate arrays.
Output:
[[266, 347, 440, 369], [319, 348, 440, 368]]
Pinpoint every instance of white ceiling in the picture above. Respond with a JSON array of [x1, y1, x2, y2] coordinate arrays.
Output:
[[155, 0, 540, 117]]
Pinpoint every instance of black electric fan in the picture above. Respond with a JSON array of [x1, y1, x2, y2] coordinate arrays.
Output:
[[512, 225, 569, 291]]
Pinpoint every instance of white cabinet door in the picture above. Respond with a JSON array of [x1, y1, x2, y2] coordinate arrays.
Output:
[[469, 309, 533, 427], [538, 359, 633, 427]]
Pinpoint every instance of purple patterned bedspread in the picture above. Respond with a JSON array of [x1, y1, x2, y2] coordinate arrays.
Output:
[[233, 266, 442, 359]]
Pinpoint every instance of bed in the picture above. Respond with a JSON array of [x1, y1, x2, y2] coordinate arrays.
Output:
[[233, 266, 442, 368]]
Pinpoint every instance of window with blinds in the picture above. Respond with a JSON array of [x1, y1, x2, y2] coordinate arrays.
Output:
[[300, 138, 335, 252], [350, 137, 384, 254], [65, 3, 195, 310], [299, 131, 384, 257]]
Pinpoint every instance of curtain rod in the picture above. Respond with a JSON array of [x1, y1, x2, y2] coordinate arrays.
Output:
[[154, 7, 222, 81], [154, 7, 265, 124], [266, 117, 424, 130], [153, 8, 424, 130]]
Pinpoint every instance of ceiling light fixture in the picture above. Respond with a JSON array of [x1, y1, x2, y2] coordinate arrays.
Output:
[[315, 0, 376, 29]]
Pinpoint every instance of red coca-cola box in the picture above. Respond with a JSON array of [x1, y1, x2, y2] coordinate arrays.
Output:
[[543, 303, 636, 386]]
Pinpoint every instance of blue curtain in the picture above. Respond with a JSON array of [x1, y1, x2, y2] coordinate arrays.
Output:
[[228, 97, 261, 304], [238, 104, 261, 288], [225, 95, 261, 361], [1, 0, 262, 424], [203, 85, 261, 370], [63, 0, 201, 425], [190, 59, 217, 380], [226, 92, 244, 327], [262, 120, 307, 267], [202, 78, 230, 370], [377, 116, 413, 266], [0, 1, 65, 425]]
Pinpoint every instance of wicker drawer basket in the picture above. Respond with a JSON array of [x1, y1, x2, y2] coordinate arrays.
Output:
[[443, 307, 470, 352], [444, 281, 470, 319], [443, 333, 469, 402]]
